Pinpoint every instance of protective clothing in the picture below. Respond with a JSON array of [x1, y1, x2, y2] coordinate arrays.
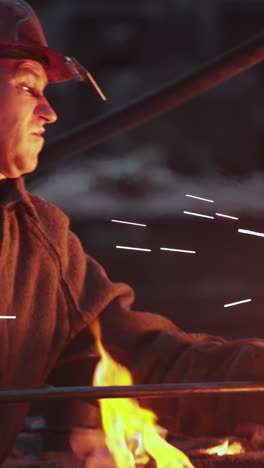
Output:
[[1, 177, 264, 462], [0, 0, 107, 99], [0, 0, 72, 83]]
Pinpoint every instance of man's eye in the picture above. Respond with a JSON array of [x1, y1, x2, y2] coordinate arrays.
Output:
[[18, 85, 35, 96]]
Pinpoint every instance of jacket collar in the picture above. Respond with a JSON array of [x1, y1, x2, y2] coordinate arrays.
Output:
[[0, 177, 39, 220]]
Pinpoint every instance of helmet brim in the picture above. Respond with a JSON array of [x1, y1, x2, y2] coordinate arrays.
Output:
[[0, 42, 73, 84]]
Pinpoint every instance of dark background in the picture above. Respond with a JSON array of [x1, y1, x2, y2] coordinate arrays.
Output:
[[27, 0, 264, 339]]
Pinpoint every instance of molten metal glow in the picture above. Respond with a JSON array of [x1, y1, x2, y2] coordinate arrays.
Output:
[[111, 220, 147, 227], [116, 246, 151, 252], [238, 228, 264, 238], [160, 248, 196, 254], [91, 320, 195, 468], [215, 213, 239, 220], [184, 211, 214, 219], [186, 194, 214, 203], [224, 298, 251, 308], [199, 439, 244, 456]]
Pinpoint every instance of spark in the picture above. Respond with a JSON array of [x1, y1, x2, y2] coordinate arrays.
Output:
[[186, 194, 214, 203], [111, 219, 147, 227], [183, 211, 214, 219], [116, 246, 151, 252], [224, 299, 252, 308], [160, 248, 196, 254], [238, 229, 264, 238], [0, 316, 16, 319], [216, 213, 239, 220]]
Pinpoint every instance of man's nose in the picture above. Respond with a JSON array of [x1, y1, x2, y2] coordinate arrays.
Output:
[[35, 96, 58, 124]]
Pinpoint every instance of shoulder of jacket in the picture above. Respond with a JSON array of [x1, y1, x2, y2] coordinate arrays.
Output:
[[27, 193, 70, 234]]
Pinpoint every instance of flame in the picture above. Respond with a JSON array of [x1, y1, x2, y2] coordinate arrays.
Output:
[[90, 320, 196, 468], [199, 439, 245, 456]]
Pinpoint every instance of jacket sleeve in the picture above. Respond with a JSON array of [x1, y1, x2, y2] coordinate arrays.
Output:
[[60, 227, 264, 437], [98, 299, 264, 437]]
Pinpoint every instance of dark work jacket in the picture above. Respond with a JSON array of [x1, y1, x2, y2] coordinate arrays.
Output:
[[1, 177, 264, 463]]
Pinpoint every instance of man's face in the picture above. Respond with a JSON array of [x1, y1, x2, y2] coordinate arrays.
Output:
[[0, 58, 57, 179]]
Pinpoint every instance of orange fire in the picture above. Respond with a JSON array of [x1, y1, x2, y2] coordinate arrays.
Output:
[[199, 439, 245, 456], [90, 320, 196, 468]]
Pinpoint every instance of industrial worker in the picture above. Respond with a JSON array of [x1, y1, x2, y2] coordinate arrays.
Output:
[[0, 0, 264, 463]]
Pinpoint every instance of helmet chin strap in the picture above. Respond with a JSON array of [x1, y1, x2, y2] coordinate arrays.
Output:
[[64, 56, 107, 101], [0, 172, 7, 180]]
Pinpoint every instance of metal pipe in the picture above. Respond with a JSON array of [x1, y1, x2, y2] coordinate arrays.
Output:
[[30, 29, 264, 179], [1, 381, 264, 404]]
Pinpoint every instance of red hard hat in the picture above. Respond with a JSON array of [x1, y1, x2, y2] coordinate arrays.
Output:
[[0, 0, 76, 83]]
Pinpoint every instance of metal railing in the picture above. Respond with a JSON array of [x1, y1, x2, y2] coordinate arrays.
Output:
[[28, 28, 264, 182], [2, 381, 264, 403]]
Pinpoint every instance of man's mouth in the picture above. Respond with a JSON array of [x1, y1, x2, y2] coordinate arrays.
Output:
[[31, 133, 45, 139], [32, 128, 46, 137]]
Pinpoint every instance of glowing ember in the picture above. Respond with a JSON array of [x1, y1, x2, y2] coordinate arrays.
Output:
[[186, 194, 214, 203], [199, 439, 245, 456], [160, 248, 196, 254], [183, 211, 214, 219], [90, 320, 196, 468], [0, 316, 16, 319], [224, 298, 252, 308], [215, 213, 239, 220], [116, 246, 151, 252], [238, 228, 264, 238], [111, 220, 147, 227]]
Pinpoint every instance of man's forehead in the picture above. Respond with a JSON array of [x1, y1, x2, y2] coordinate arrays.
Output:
[[14, 60, 48, 87], [0, 58, 48, 87]]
